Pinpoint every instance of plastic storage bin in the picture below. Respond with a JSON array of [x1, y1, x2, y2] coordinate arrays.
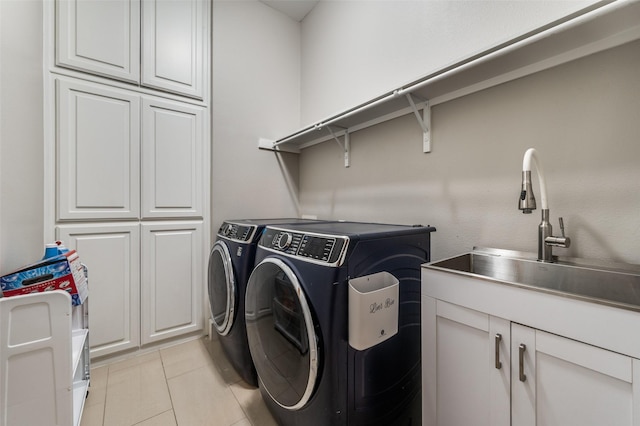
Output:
[[348, 271, 399, 350]]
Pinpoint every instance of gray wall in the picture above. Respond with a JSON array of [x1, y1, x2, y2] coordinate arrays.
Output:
[[211, 0, 301, 233], [300, 0, 596, 125], [298, 40, 640, 264], [208, 0, 640, 264], [0, 0, 44, 272]]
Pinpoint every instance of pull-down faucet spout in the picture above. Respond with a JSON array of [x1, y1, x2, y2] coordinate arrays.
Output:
[[518, 148, 570, 262]]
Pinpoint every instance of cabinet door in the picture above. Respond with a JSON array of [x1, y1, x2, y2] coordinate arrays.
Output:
[[141, 0, 206, 98], [141, 221, 203, 344], [57, 223, 141, 358], [56, 0, 140, 83], [57, 78, 140, 220], [512, 324, 640, 426], [141, 98, 203, 219], [422, 298, 510, 426]]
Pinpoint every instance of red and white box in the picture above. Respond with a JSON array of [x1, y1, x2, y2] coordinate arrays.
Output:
[[0, 250, 87, 305]]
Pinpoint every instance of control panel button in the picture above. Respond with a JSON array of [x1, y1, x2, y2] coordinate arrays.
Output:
[[221, 223, 234, 237]]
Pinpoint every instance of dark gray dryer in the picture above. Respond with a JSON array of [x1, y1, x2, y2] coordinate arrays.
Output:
[[245, 221, 435, 425]]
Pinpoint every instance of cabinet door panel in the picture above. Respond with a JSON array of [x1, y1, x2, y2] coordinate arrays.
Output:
[[437, 314, 490, 426], [56, 0, 140, 83], [141, 221, 203, 344], [57, 223, 140, 358], [141, 0, 205, 98], [423, 299, 510, 426], [141, 98, 203, 218], [536, 329, 633, 426], [57, 79, 140, 220], [512, 326, 636, 426]]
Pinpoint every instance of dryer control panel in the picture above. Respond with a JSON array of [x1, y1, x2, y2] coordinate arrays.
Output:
[[260, 227, 349, 266], [217, 222, 257, 243]]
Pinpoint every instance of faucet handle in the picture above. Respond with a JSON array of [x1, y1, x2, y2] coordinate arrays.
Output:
[[545, 217, 571, 248]]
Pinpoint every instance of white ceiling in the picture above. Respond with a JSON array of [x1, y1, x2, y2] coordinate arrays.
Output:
[[260, 0, 320, 22]]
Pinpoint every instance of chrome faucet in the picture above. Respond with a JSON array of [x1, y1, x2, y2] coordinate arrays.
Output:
[[518, 148, 570, 262]]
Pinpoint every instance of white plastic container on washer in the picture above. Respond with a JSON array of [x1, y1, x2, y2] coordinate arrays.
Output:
[[348, 271, 399, 351]]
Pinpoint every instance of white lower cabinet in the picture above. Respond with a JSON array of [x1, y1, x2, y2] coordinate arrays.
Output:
[[423, 298, 640, 426], [423, 299, 510, 426], [58, 221, 203, 357], [511, 323, 639, 426], [141, 221, 203, 344], [57, 223, 140, 358]]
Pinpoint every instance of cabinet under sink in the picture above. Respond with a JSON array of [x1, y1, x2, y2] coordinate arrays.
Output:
[[422, 250, 640, 426]]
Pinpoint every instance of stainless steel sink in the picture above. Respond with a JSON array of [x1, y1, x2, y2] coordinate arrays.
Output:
[[426, 248, 640, 311]]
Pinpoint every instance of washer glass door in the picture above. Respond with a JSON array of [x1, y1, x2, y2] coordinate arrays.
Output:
[[245, 258, 319, 410], [208, 241, 235, 335]]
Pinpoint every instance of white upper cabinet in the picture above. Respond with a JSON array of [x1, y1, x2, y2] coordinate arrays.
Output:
[[55, 0, 207, 100], [141, 98, 203, 218], [56, 76, 205, 221], [56, 0, 140, 83], [141, 0, 205, 98], [57, 78, 141, 220]]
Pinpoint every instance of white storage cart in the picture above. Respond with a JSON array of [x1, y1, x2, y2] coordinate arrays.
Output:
[[0, 266, 89, 426]]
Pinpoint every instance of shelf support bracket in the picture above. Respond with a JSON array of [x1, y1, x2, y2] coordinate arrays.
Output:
[[405, 93, 431, 153], [326, 125, 350, 168]]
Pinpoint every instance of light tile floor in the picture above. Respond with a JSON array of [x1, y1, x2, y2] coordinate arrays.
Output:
[[80, 336, 278, 426]]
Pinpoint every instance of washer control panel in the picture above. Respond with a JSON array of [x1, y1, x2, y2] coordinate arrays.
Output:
[[298, 235, 336, 262], [217, 222, 256, 243], [260, 227, 348, 266]]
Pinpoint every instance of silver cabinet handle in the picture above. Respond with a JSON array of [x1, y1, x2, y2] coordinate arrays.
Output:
[[495, 334, 502, 370], [519, 343, 527, 382]]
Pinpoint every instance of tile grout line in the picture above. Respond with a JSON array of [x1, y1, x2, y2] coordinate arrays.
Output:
[[159, 349, 180, 426], [99, 365, 110, 426], [201, 337, 255, 426], [102, 351, 172, 426]]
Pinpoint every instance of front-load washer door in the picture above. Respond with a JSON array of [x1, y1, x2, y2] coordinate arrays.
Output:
[[208, 241, 235, 336], [245, 258, 319, 410]]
